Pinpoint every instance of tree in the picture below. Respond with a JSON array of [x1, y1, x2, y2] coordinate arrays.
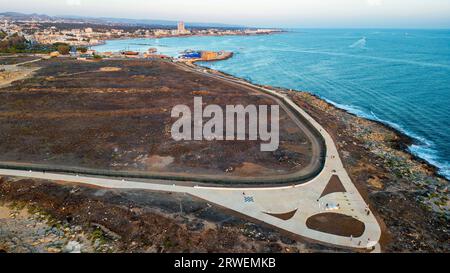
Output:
[[57, 44, 70, 55], [0, 33, 28, 53], [77, 47, 88, 53]]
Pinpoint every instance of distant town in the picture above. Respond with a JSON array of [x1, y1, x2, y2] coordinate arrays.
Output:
[[0, 13, 282, 47]]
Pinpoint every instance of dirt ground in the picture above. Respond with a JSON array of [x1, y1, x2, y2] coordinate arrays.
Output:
[[0, 58, 313, 180], [0, 56, 448, 252], [0, 177, 342, 253], [0, 54, 41, 65], [306, 213, 365, 238]]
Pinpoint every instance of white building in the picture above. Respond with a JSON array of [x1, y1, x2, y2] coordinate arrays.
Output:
[[177, 21, 190, 35]]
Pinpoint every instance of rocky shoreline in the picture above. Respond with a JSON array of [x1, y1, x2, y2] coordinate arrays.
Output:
[[196, 64, 449, 251], [0, 58, 448, 252], [91, 30, 285, 49], [198, 64, 448, 182]]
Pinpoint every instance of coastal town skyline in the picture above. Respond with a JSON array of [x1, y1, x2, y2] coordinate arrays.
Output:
[[2, 0, 450, 28], [0, 0, 448, 258]]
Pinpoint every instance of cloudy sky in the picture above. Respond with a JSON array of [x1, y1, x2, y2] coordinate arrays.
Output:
[[1, 0, 450, 28]]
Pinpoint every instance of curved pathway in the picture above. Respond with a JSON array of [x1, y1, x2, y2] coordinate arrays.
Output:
[[0, 60, 382, 250]]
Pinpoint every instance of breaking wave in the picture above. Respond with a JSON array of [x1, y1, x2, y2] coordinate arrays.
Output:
[[323, 98, 449, 179], [349, 37, 367, 49]]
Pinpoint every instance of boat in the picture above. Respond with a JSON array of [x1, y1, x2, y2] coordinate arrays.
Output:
[[121, 51, 139, 56]]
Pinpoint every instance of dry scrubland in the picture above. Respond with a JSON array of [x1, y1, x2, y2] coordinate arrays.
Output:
[[0, 58, 314, 180], [0, 56, 448, 253]]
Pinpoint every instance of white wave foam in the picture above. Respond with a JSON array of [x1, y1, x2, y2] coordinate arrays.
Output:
[[349, 37, 367, 49], [322, 97, 449, 179], [409, 144, 450, 179]]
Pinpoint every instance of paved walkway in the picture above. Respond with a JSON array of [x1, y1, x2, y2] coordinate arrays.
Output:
[[0, 62, 382, 250]]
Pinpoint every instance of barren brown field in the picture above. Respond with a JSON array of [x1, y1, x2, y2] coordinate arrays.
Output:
[[0, 58, 317, 182], [0, 54, 41, 65]]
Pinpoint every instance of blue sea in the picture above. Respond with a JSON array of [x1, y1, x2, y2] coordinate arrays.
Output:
[[93, 29, 450, 179]]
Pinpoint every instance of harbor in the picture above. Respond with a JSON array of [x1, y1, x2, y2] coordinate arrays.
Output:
[[57, 45, 234, 63]]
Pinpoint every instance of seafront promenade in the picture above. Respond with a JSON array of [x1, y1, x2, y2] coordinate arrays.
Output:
[[0, 61, 382, 250]]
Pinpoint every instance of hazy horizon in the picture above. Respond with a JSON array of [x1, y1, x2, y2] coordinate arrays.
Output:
[[1, 0, 450, 28]]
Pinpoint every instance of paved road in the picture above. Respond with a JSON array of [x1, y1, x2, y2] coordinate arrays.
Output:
[[0, 60, 382, 250]]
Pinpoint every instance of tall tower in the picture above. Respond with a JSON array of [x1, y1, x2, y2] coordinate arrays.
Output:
[[177, 21, 186, 34]]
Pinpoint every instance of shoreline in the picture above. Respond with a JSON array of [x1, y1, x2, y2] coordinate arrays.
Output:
[[2, 51, 447, 182], [0, 57, 384, 250], [1, 56, 448, 252], [191, 61, 449, 182], [90, 30, 285, 49]]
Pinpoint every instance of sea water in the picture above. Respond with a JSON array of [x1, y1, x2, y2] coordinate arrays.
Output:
[[93, 29, 450, 179]]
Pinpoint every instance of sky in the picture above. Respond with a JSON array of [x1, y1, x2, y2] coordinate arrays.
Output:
[[1, 0, 450, 28]]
